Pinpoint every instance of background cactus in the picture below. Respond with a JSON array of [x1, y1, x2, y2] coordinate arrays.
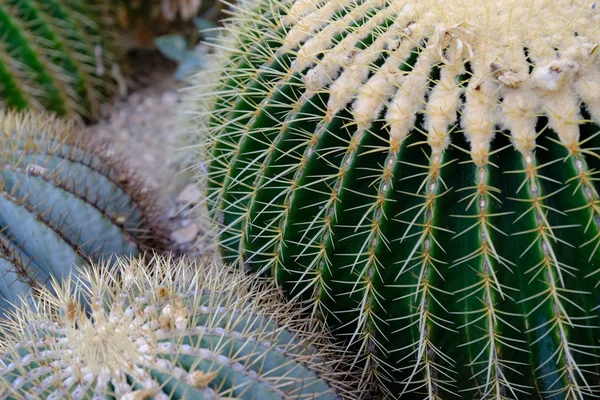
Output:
[[115, 0, 223, 48], [0, 254, 359, 399], [117, 0, 203, 25], [188, 0, 600, 398], [0, 110, 165, 314], [0, 0, 119, 120]]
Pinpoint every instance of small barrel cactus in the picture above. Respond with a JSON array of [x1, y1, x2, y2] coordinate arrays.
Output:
[[0, 0, 119, 120], [0, 110, 165, 314], [189, 0, 600, 398], [0, 254, 359, 399]]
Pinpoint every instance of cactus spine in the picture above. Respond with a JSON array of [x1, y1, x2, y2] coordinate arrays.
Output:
[[189, 0, 600, 398], [0, 110, 165, 314], [0, 0, 118, 120], [0, 255, 358, 399]]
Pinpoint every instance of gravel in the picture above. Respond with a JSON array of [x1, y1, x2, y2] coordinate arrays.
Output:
[[85, 51, 212, 257]]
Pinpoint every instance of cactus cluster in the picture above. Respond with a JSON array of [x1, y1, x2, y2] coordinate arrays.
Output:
[[189, 0, 600, 398], [0, 110, 165, 314], [0, 254, 358, 399], [0, 0, 118, 120]]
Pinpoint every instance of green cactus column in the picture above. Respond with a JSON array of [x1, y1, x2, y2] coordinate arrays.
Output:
[[190, 0, 600, 398], [0, 255, 359, 399], [0, 0, 118, 120]]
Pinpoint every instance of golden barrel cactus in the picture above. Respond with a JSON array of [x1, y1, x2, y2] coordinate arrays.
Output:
[[0, 255, 359, 399], [188, 0, 600, 398]]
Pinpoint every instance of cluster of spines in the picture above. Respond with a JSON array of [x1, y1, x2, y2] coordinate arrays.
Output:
[[188, 0, 600, 398], [0, 0, 118, 120], [0, 254, 359, 399], [0, 110, 166, 312]]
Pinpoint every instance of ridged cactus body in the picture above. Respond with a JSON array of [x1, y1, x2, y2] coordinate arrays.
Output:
[[0, 255, 358, 399], [191, 0, 600, 398], [0, 0, 117, 120], [0, 111, 164, 313]]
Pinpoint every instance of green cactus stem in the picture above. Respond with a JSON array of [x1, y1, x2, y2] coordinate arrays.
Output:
[[189, 0, 600, 398], [0, 0, 119, 120], [0, 254, 359, 399], [0, 110, 166, 314]]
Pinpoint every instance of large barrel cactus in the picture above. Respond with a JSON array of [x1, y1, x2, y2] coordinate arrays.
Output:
[[0, 0, 118, 120], [0, 110, 165, 313], [190, 0, 600, 398], [0, 255, 358, 399]]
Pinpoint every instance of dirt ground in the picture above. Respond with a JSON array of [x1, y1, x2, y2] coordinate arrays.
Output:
[[86, 50, 211, 256]]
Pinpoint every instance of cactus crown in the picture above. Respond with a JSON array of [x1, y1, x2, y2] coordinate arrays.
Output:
[[0, 255, 358, 400], [188, 0, 600, 398]]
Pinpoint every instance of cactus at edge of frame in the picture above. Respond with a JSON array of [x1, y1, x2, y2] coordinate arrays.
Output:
[[187, 0, 600, 398], [0, 254, 360, 400], [0, 0, 119, 120], [0, 110, 166, 314]]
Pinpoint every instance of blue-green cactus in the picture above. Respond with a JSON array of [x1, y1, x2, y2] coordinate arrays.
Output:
[[0, 110, 165, 313]]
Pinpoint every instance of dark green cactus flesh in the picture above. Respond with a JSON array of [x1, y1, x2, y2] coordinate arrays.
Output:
[[0, 110, 165, 314], [0, 255, 359, 399], [0, 0, 118, 120], [192, 0, 600, 398]]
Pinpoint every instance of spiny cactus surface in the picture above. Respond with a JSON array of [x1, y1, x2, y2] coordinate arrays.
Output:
[[0, 0, 118, 120], [190, 0, 600, 398], [0, 110, 165, 314], [0, 254, 359, 399]]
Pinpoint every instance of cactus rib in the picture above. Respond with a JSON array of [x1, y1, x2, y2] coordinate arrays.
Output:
[[0, 0, 118, 120]]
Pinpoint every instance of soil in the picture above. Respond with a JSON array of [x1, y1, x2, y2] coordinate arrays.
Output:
[[86, 50, 212, 257]]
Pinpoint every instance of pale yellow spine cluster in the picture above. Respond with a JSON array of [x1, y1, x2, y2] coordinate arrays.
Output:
[[272, 0, 600, 166]]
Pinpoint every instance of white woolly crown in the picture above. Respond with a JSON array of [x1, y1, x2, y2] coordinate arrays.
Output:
[[277, 0, 600, 166], [191, 0, 600, 168]]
